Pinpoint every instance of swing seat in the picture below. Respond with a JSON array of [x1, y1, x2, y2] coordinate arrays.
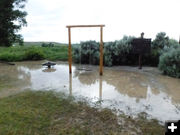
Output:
[[77, 67, 92, 71]]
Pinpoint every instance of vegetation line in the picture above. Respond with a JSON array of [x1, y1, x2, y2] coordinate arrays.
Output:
[[0, 61, 15, 65]]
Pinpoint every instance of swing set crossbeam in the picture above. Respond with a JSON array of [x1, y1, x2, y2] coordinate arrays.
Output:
[[66, 24, 105, 75], [66, 25, 105, 28]]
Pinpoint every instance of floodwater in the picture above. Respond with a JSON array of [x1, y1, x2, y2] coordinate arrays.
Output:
[[0, 61, 180, 122]]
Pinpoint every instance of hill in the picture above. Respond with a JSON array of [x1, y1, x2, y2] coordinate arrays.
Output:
[[14, 42, 68, 46]]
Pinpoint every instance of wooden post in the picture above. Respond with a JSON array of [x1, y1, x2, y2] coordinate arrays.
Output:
[[139, 54, 142, 69], [68, 28, 72, 74], [138, 32, 144, 69], [100, 27, 103, 75]]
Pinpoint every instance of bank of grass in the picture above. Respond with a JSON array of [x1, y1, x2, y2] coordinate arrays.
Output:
[[0, 91, 164, 135], [0, 46, 68, 62]]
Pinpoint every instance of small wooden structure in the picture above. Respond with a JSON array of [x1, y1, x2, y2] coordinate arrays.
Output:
[[131, 33, 151, 69], [132, 38, 151, 54], [66, 25, 105, 75]]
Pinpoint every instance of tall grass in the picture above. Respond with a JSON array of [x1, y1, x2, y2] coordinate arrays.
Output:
[[0, 46, 68, 62]]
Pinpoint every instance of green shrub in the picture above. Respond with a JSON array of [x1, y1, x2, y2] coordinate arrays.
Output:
[[41, 43, 54, 47], [104, 36, 134, 66], [24, 47, 45, 60], [0, 46, 68, 62], [152, 32, 170, 49], [73, 41, 100, 65], [0, 52, 24, 61], [73, 36, 134, 66], [150, 32, 179, 66], [159, 47, 180, 78]]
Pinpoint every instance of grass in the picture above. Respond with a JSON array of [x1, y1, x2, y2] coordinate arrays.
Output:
[[0, 90, 164, 135], [0, 45, 68, 62]]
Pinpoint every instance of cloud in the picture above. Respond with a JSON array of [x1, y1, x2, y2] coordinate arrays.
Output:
[[20, 0, 180, 43]]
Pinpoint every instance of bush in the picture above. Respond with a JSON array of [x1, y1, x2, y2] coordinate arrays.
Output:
[[159, 46, 180, 78], [0, 46, 68, 62], [73, 36, 134, 66], [104, 36, 134, 66], [41, 43, 54, 47], [150, 32, 179, 66], [0, 52, 24, 61], [152, 32, 169, 50], [73, 41, 100, 65], [24, 47, 45, 60], [72, 34, 180, 69]]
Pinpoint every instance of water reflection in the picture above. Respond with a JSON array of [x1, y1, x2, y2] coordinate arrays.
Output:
[[69, 71, 103, 100], [99, 76, 103, 100], [0, 63, 32, 98], [42, 68, 56, 73], [0, 61, 180, 122], [69, 74, 72, 96]]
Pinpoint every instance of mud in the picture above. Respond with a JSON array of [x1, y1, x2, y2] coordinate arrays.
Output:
[[0, 61, 180, 122]]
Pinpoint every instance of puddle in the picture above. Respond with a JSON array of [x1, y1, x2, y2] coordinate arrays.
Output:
[[0, 61, 180, 122]]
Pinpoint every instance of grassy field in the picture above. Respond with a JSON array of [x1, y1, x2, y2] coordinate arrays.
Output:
[[0, 90, 164, 135], [0, 45, 68, 62]]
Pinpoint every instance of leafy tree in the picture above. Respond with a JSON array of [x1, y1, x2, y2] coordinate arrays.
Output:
[[0, 0, 27, 47]]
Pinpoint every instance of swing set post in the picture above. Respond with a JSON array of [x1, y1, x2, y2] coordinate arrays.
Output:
[[66, 24, 105, 76], [100, 27, 103, 75], [68, 27, 72, 74]]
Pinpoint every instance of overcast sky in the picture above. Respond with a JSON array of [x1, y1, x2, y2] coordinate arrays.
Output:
[[20, 0, 180, 43]]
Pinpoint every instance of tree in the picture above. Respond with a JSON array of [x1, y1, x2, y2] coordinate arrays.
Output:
[[0, 0, 27, 47]]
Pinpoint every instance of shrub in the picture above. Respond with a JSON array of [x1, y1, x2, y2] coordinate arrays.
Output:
[[0, 46, 68, 62], [152, 32, 170, 50], [0, 52, 24, 61], [73, 36, 134, 66], [24, 47, 45, 60], [104, 42, 114, 66], [41, 43, 54, 47], [104, 36, 134, 66], [148, 32, 180, 66], [158, 46, 180, 78], [73, 41, 99, 65]]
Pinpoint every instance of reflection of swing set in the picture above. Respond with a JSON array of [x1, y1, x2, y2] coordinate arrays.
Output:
[[66, 25, 105, 76], [69, 73, 103, 100]]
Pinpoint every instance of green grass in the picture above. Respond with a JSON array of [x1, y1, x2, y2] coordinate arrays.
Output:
[[0, 45, 68, 62], [0, 91, 164, 135]]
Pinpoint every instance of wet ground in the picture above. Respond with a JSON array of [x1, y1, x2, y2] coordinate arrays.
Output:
[[0, 61, 180, 122]]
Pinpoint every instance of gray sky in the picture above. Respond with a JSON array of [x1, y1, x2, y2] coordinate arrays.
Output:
[[20, 0, 180, 43]]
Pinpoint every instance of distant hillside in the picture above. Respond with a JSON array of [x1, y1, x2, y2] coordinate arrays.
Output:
[[14, 42, 68, 46]]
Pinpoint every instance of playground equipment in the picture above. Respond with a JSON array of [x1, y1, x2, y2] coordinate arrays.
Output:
[[66, 25, 105, 75], [42, 62, 56, 68]]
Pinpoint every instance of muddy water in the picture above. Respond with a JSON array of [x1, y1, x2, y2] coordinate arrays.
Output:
[[0, 61, 180, 122]]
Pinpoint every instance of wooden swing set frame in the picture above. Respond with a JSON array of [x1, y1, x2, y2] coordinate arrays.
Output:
[[66, 25, 105, 75]]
